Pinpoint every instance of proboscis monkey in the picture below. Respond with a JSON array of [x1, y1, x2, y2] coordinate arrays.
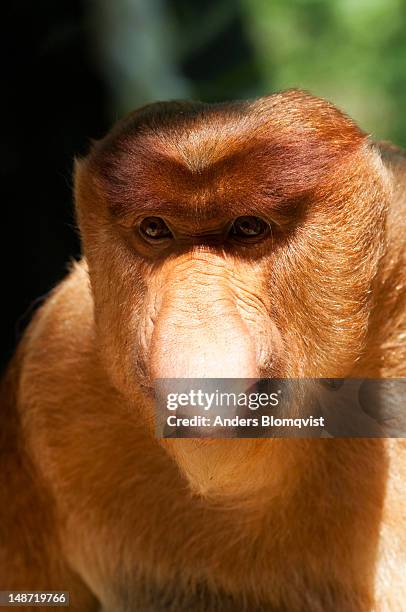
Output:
[[1, 90, 405, 611]]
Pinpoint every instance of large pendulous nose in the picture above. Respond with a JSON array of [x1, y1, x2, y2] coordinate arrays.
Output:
[[149, 282, 258, 380]]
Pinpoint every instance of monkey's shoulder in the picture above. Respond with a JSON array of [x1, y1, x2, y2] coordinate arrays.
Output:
[[377, 140, 406, 161], [22, 258, 93, 363], [13, 259, 102, 413], [377, 140, 406, 184]]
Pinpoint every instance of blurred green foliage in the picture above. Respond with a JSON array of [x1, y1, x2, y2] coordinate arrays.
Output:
[[92, 0, 406, 145], [242, 0, 406, 145]]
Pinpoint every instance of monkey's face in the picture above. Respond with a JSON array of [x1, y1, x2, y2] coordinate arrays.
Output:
[[75, 91, 389, 494]]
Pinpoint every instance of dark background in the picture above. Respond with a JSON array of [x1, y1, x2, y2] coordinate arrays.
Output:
[[2, 0, 406, 370], [2, 2, 107, 371]]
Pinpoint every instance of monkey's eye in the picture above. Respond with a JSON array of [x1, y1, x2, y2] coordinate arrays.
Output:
[[230, 216, 269, 240], [139, 217, 173, 241]]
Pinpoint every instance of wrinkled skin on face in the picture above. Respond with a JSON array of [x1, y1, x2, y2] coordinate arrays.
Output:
[[75, 90, 392, 495]]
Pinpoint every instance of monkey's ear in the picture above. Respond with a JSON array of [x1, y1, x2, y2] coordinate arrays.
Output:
[[73, 155, 86, 197], [73, 154, 104, 223], [73, 155, 82, 175]]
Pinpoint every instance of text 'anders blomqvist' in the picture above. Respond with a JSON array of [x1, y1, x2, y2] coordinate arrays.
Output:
[[165, 389, 325, 429]]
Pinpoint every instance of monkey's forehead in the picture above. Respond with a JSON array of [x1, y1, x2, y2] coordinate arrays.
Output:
[[84, 89, 367, 197], [92, 89, 365, 169], [100, 90, 365, 152]]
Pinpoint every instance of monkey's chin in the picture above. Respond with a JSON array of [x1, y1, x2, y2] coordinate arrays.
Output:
[[161, 438, 277, 500]]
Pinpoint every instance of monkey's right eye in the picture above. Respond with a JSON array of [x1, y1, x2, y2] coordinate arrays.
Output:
[[139, 217, 173, 241]]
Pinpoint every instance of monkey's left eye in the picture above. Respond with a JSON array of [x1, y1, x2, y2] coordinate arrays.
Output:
[[139, 217, 173, 241], [230, 216, 269, 240]]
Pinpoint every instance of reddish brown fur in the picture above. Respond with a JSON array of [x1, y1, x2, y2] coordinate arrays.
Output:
[[88, 91, 365, 223], [0, 90, 405, 611]]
